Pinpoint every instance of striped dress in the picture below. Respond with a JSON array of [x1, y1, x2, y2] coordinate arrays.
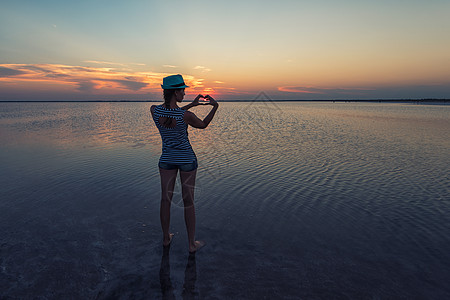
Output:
[[152, 104, 197, 164]]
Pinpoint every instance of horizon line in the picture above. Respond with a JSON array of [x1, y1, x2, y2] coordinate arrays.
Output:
[[0, 99, 449, 103]]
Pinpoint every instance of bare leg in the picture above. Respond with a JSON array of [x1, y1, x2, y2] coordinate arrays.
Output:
[[180, 169, 205, 252], [159, 168, 178, 246]]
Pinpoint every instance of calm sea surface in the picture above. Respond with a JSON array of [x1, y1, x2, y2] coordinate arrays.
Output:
[[1, 101, 449, 299]]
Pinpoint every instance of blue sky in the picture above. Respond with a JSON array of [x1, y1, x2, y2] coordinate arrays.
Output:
[[1, 0, 449, 100]]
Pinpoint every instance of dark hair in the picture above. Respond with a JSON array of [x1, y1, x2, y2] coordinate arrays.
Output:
[[163, 88, 183, 108], [162, 88, 182, 127]]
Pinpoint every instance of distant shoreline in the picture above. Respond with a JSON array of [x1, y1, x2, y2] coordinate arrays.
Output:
[[0, 99, 449, 103]]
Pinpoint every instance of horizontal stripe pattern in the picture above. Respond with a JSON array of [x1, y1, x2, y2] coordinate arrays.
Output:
[[152, 104, 197, 164]]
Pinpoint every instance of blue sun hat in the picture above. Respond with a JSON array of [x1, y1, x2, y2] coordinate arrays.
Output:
[[161, 74, 189, 89]]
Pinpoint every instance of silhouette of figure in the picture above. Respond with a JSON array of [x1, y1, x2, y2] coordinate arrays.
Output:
[[159, 245, 198, 299], [182, 253, 197, 299], [151, 74, 219, 253], [159, 246, 175, 300]]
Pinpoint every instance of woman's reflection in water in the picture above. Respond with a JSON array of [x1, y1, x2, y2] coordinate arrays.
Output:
[[159, 246, 175, 299], [159, 245, 198, 299], [182, 253, 197, 299]]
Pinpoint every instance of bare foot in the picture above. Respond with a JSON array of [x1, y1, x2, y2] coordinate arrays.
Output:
[[189, 240, 205, 253], [163, 233, 174, 247]]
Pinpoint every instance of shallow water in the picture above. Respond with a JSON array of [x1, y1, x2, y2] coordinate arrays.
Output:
[[1, 101, 449, 299]]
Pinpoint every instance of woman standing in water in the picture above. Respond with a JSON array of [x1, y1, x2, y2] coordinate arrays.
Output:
[[151, 74, 219, 253]]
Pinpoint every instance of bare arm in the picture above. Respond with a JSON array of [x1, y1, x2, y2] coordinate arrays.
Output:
[[184, 96, 219, 129], [181, 94, 204, 110]]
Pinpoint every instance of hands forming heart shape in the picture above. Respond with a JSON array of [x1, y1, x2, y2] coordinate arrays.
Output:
[[194, 94, 217, 106], [196, 94, 211, 103]]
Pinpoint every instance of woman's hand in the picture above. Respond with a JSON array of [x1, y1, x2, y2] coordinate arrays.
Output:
[[181, 94, 205, 110], [192, 94, 205, 106], [205, 95, 218, 107]]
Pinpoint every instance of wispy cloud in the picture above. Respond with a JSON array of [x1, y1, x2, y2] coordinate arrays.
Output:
[[83, 60, 127, 66], [194, 66, 211, 72], [0, 66, 27, 77], [0, 63, 210, 98], [163, 65, 177, 68], [278, 86, 325, 94], [76, 81, 97, 92], [111, 79, 148, 91], [0, 63, 246, 100]]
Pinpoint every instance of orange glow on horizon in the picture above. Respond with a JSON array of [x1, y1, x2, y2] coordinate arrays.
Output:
[[1, 62, 449, 100], [0, 63, 246, 100], [277, 86, 323, 94]]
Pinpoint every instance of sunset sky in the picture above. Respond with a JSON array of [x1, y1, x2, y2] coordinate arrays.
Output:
[[1, 0, 449, 100]]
